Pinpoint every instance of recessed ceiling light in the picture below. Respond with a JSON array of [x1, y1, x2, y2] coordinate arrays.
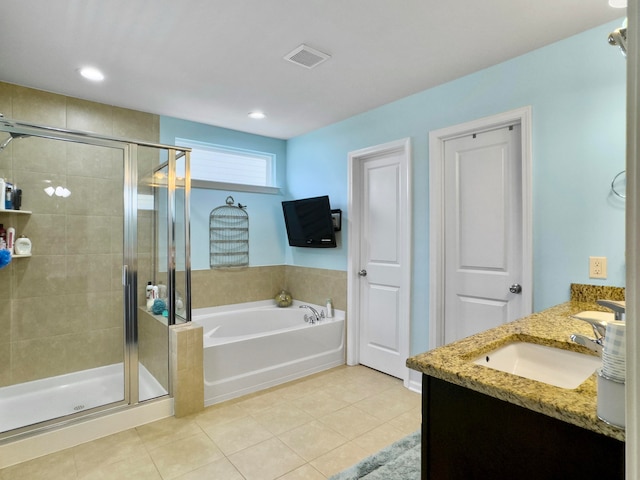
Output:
[[248, 111, 266, 119], [79, 66, 105, 82], [608, 0, 627, 8]]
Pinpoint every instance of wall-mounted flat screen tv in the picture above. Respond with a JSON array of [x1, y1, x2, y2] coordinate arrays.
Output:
[[282, 195, 337, 248]]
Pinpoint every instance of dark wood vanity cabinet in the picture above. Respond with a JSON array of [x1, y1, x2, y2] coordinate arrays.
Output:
[[422, 375, 624, 480]]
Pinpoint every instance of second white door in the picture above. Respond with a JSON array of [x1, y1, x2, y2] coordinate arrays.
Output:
[[443, 125, 524, 343], [348, 139, 411, 380]]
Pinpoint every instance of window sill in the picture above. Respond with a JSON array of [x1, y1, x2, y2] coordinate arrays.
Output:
[[191, 180, 281, 195]]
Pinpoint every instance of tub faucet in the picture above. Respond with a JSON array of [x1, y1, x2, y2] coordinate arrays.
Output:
[[300, 305, 324, 324], [596, 299, 625, 321]]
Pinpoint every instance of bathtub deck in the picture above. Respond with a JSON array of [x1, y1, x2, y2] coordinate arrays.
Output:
[[0, 364, 167, 434]]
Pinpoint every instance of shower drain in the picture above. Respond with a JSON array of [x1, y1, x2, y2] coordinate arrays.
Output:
[[73, 405, 85, 411]]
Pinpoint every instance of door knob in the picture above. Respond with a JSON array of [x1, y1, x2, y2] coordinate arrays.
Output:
[[358, 269, 367, 277], [509, 284, 522, 294]]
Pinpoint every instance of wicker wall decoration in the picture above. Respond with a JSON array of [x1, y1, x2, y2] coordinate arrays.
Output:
[[209, 196, 249, 268]]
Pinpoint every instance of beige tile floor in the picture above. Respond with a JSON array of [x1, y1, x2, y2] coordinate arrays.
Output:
[[0, 366, 421, 480]]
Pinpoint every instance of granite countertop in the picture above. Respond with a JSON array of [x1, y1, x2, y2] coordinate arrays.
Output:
[[406, 299, 625, 442]]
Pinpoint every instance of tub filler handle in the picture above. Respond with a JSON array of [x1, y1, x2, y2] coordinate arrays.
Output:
[[300, 305, 324, 324]]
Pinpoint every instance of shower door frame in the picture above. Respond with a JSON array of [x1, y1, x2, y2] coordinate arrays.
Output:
[[0, 116, 191, 439]]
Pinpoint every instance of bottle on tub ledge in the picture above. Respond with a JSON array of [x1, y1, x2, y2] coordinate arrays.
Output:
[[326, 298, 334, 318]]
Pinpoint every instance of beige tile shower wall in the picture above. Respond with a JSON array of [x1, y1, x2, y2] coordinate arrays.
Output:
[[190, 265, 347, 312], [0, 81, 160, 387], [139, 310, 169, 391]]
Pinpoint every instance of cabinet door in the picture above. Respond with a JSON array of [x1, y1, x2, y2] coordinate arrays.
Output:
[[423, 376, 624, 480]]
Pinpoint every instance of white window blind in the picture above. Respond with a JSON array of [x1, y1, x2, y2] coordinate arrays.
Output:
[[176, 138, 277, 193]]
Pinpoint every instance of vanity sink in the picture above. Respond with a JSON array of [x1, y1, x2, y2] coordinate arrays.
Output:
[[473, 341, 601, 389]]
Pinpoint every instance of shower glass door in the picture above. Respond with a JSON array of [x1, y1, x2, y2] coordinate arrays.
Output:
[[0, 134, 127, 435]]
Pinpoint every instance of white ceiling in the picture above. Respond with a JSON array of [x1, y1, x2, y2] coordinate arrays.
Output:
[[1, 1, 624, 139]]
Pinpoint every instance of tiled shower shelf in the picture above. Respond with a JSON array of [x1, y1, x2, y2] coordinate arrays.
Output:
[[1, 210, 33, 257], [1, 210, 32, 215]]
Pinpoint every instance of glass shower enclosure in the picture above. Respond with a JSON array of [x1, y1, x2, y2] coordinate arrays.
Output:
[[0, 115, 191, 440]]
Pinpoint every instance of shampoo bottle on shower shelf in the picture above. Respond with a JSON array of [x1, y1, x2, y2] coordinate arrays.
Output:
[[152, 285, 159, 300], [6, 227, 15, 253], [326, 298, 334, 318], [146, 281, 153, 300], [5, 183, 12, 210], [12, 188, 21, 210]]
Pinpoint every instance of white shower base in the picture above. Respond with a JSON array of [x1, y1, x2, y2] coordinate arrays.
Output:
[[0, 363, 167, 434]]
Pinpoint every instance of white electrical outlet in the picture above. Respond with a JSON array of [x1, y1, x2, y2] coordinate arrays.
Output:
[[589, 256, 607, 279]]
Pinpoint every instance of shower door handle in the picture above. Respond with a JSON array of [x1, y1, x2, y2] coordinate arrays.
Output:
[[122, 265, 128, 286]]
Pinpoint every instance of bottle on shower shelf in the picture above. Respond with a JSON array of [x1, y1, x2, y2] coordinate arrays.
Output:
[[0, 178, 5, 211], [6, 227, 15, 253], [5, 183, 12, 210], [157, 282, 167, 300], [12, 188, 21, 210]]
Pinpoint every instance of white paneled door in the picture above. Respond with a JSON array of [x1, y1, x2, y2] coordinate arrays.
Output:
[[348, 139, 411, 381], [443, 125, 525, 343]]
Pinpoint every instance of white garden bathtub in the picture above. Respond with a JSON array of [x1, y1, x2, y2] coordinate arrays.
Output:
[[193, 300, 345, 406]]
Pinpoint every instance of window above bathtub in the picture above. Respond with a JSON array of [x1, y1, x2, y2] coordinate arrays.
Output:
[[176, 138, 280, 194]]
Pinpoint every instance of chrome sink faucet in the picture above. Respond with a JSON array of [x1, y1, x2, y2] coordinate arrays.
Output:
[[570, 333, 603, 355], [569, 299, 625, 355], [300, 305, 324, 324], [596, 299, 625, 321]]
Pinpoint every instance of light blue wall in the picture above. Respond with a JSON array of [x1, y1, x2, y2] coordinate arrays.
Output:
[[159, 20, 626, 355], [286, 20, 627, 354], [160, 117, 288, 269]]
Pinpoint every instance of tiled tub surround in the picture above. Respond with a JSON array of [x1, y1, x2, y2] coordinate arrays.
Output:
[[407, 298, 625, 442], [191, 265, 347, 311], [170, 323, 204, 418]]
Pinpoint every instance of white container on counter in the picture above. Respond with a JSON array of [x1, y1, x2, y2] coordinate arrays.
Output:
[[597, 368, 625, 429]]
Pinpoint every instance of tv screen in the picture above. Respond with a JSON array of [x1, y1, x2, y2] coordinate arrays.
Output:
[[282, 195, 337, 248]]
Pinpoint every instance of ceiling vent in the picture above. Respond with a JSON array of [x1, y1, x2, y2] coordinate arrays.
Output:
[[284, 44, 331, 69]]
